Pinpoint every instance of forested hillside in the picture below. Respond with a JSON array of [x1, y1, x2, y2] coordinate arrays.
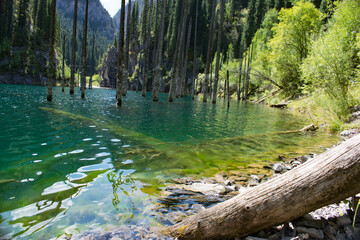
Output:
[[0, 0, 114, 85], [56, 0, 115, 86], [1, 0, 359, 130], [100, 0, 358, 131]]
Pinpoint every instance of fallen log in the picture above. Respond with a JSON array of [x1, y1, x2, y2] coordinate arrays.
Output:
[[163, 134, 360, 239]]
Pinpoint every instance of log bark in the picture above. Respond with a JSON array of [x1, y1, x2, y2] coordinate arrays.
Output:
[[163, 134, 360, 239]]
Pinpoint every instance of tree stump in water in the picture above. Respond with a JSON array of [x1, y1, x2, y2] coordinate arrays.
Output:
[[163, 134, 360, 239]]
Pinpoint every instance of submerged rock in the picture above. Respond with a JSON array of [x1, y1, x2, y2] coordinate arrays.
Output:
[[273, 163, 284, 173], [181, 183, 226, 195], [340, 129, 359, 139]]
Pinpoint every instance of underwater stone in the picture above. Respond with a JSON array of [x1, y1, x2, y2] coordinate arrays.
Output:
[[273, 163, 284, 173]]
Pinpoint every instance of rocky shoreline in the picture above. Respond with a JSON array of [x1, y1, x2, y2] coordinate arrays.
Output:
[[71, 129, 360, 240]]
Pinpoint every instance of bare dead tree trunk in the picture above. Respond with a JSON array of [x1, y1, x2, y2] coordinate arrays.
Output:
[[47, 0, 56, 102], [242, 52, 247, 100], [244, 43, 253, 101], [209, 59, 213, 99], [202, 0, 216, 102], [191, 0, 199, 100], [70, 0, 78, 95], [152, 0, 166, 102], [226, 69, 229, 107], [116, 0, 126, 106], [168, 0, 186, 102], [89, 30, 95, 90], [62, 34, 65, 92], [163, 134, 360, 239], [151, 0, 160, 98], [175, 1, 187, 98], [212, 0, 224, 104], [181, 18, 192, 97], [237, 51, 243, 101], [223, 73, 226, 99], [123, 0, 131, 96], [81, 0, 89, 99], [142, 0, 153, 97]]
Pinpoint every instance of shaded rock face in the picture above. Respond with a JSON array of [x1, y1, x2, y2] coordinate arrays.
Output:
[[0, 73, 47, 85], [99, 47, 118, 88], [0, 48, 50, 85]]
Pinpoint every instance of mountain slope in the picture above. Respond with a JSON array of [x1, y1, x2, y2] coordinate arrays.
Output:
[[57, 0, 116, 41]]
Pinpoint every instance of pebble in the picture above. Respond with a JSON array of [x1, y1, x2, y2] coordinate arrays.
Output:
[[340, 129, 359, 138], [296, 227, 324, 239], [336, 215, 352, 227], [273, 163, 284, 173]]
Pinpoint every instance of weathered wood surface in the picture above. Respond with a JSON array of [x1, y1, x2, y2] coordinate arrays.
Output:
[[163, 134, 360, 239]]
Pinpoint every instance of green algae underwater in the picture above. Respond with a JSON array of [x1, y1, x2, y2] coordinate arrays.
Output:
[[0, 85, 339, 239]]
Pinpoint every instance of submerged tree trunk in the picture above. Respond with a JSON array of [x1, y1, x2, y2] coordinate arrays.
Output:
[[191, 0, 199, 100], [80, 0, 89, 99], [47, 0, 56, 102], [169, 1, 186, 102], [242, 52, 248, 100], [175, 1, 187, 98], [116, 0, 126, 106], [62, 34, 65, 92], [89, 30, 95, 90], [152, 0, 166, 102], [163, 134, 360, 239], [202, 0, 216, 102], [244, 43, 254, 100], [209, 57, 213, 100], [181, 18, 192, 97], [123, 0, 131, 96], [237, 51, 243, 101], [212, 0, 224, 104], [70, 0, 78, 95], [226, 69, 229, 107], [142, 0, 153, 97]]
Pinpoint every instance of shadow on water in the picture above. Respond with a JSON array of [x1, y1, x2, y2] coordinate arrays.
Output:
[[0, 85, 339, 239]]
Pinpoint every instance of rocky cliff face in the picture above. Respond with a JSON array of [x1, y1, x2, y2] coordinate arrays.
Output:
[[99, 47, 118, 88], [113, 0, 143, 29]]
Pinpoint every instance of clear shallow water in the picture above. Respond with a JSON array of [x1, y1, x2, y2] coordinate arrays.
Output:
[[0, 85, 339, 239]]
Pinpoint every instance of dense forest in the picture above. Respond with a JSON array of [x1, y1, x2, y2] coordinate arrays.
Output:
[[1, 0, 360, 129]]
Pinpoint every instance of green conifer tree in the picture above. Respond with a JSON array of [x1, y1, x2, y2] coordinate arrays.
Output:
[[6, 0, 14, 42], [0, 0, 6, 43], [241, 0, 256, 49], [14, 0, 30, 46], [36, 0, 48, 43]]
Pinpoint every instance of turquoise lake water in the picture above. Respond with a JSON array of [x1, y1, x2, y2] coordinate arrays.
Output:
[[0, 85, 339, 239]]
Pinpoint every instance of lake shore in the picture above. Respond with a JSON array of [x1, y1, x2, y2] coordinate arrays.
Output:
[[70, 129, 360, 240]]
